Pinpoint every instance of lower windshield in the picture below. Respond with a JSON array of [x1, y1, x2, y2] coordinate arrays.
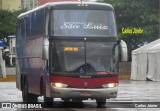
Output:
[[51, 40, 114, 75]]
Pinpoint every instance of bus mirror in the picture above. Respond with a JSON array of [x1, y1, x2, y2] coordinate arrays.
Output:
[[42, 38, 49, 60], [119, 40, 128, 62]]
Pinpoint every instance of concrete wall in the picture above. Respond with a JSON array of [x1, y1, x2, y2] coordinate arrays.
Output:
[[0, 0, 21, 11]]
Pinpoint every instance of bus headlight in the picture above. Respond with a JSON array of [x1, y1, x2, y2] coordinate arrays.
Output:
[[102, 83, 118, 88], [51, 83, 68, 88]]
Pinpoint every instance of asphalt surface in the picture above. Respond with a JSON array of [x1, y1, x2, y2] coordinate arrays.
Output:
[[0, 80, 160, 111]]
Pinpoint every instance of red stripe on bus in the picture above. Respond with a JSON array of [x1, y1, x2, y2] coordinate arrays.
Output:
[[50, 76, 118, 88]]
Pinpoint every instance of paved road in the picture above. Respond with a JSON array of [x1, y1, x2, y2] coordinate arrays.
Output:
[[0, 80, 160, 111]]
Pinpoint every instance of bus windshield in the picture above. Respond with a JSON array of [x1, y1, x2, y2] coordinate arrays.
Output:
[[51, 40, 114, 75], [51, 10, 117, 37]]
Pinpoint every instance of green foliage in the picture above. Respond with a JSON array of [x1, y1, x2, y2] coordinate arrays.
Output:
[[98, 0, 159, 61], [0, 9, 26, 39]]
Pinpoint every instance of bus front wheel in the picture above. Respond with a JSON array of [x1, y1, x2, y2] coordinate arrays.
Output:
[[22, 80, 37, 102], [44, 97, 53, 106], [96, 99, 106, 107]]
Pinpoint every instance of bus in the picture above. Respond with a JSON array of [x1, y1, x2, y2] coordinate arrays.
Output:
[[16, 1, 128, 106]]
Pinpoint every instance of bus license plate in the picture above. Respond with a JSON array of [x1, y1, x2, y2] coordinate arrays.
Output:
[[80, 92, 91, 96]]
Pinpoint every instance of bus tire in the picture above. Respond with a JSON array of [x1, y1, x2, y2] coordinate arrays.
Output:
[[22, 80, 38, 102], [44, 97, 53, 106], [96, 99, 106, 107], [40, 78, 43, 96]]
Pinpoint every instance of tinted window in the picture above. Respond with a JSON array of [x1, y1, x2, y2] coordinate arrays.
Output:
[[20, 20, 25, 38], [51, 40, 114, 75], [51, 40, 85, 74], [26, 9, 45, 37], [52, 10, 117, 37]]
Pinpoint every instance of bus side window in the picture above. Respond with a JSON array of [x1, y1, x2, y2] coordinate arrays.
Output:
[[24, 18, 27, 38], [29, 9, 45, 36], [26, 16, 31, 37], [36, 9, 45, 34], [20, 19, 25, 39]]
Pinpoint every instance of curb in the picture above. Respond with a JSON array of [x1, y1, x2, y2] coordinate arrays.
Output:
[[0, 75, 130, 82], [119, 74, 130, 79], [0, 76, 16, 82]]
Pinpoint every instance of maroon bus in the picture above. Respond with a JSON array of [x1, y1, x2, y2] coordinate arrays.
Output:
[[16, 2, 128, 106]]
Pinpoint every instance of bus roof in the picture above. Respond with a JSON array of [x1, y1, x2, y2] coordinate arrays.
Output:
[[18, 2, 114, 19]]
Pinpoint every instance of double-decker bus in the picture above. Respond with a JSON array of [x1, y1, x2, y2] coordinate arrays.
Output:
[[16, 1, 128, 106]]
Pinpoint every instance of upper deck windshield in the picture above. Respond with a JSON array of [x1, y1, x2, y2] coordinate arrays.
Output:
[[51, 10, 117, 37]]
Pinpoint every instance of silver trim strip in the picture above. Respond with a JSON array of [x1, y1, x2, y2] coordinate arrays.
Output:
[[50, 86, 118, 99]]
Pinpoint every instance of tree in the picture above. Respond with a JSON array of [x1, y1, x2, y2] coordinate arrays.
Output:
[[98, 0, 159, 61], [0, 9, 26, 39]]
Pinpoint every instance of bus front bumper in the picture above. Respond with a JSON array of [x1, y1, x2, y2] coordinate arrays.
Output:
[[50, 86, 118, 99]]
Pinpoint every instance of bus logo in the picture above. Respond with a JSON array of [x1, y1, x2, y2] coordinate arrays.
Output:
[[84, 82, 88, 88]]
